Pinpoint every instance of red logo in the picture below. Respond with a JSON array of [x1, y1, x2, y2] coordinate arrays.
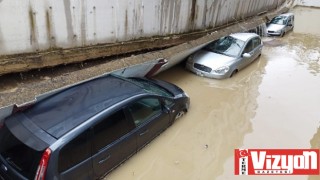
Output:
[[234, 149, 320, 175]]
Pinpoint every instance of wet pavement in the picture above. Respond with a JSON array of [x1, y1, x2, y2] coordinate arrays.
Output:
[[104, 6, 320, 180]]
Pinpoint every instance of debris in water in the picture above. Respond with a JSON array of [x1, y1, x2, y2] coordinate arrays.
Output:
[[41, 76, 51, 80]]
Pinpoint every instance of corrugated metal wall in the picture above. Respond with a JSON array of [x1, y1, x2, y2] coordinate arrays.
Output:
[[0, 0, 285, 56]]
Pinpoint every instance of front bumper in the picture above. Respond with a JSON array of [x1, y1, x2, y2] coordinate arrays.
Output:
[[267, 31, 282, 36], [185, 63, 230, 79]]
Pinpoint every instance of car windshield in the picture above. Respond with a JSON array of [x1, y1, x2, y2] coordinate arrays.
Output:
[[204, 36, 245, 57], [270, 16, 287, 25], [128, 78, 173, 97], [0, 125, 43, 179]]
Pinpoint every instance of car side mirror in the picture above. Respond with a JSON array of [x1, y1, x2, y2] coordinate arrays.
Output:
[[242, 53, 251, 58]]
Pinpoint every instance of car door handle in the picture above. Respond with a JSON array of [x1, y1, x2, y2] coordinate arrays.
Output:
[[98, 155, 111, 164], [139, 130, 149, 136]]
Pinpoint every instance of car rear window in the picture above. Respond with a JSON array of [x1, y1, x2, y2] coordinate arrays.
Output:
[[0, 125, 43, 179], [127, 78, 173, 98]]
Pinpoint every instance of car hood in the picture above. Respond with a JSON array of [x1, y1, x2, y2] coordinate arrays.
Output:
[[191, 50, 236, 69], [267, 24, 285, 32]]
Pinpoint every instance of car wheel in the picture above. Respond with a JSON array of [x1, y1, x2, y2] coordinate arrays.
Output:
[[230, 70, 238, 78], [281, 31, 285, 37], [175, 110, 185, 120]]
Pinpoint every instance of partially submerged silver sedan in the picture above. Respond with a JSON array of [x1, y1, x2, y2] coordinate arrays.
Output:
[[267, 13, 294, 37], [186, 33, 263, 79]]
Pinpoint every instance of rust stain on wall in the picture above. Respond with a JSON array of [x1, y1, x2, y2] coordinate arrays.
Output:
[[93, 6, 97, 43], [189, 0, 197, 30], [71, 4, 77, 45], [235, 0, 242, 19], [160, 0, 168, 34], [167, 1, 174, 33], [124, 10, 128, 38], [208, 1, 217, 28], [173, 0, 182, 32], [167, 0, 181, 33], [202, 0, 208, 27], [214, 0, 222, 27], [28, 7, 39, 50], [159, 0, 183, 34], [0, 27, 5, 54], [46, 9, 56, 49], [63, 0, 74, 45], [81, 0, 87, 46]]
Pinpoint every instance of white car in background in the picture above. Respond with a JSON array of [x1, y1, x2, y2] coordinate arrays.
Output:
[[267, 13, 294, 37]]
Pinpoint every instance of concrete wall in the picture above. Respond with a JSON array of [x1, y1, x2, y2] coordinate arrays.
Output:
[[0, 0, 285, 56], [0, 3, 290, 119]]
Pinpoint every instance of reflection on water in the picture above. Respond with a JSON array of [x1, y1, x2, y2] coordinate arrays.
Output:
[[282, 34, 320, 76], [293, 6, 320, 37], [217, 47, 320, 180], [105, 6, 320, 180]]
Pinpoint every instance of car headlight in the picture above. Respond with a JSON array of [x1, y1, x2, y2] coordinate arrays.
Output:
[[213, 66, 229, 74], [276, 30, 282, 33]]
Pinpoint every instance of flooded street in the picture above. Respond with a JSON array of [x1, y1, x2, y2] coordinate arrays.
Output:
[[105, 6, 320, 180]]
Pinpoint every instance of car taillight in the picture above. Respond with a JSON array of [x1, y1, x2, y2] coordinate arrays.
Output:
[[35, 148, 51, 180]]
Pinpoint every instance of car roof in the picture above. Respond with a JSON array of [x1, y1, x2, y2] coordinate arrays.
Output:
[[230, 33, 259, 42], [19, 75, 147, 139]]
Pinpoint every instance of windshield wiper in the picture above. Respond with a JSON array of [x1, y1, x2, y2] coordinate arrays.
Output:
[[232, 39, 241, 49]]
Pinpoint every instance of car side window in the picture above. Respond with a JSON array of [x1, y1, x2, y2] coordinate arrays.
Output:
[[128, 98, 162, 126], [243, 40, 254, 54], [58, 130, 91, 173], [164, 99, 174, 108], [252, 38, 261, 49], [92, 110, 134, 153], [287, 17, 293, 26]]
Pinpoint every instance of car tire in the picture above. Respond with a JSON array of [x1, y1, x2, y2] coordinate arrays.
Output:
[[230, 70, 238, 78], [175, 110, 185, 120], [281, 31, 285, 37]]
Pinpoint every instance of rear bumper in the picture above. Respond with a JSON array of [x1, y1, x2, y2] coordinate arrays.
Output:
[[0, 156, 27, 180]]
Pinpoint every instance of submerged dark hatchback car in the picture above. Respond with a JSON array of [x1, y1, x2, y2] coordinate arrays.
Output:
[[0, 74, 190, 180]]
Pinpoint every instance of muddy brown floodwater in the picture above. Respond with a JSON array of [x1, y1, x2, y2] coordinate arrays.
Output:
[[104, 6, 320, 180]]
